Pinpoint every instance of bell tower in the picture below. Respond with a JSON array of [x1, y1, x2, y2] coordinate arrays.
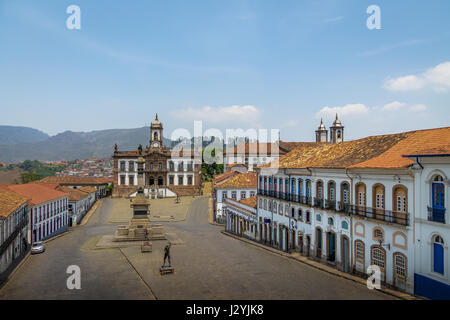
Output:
[[330, 114, 344, 144], [150, 113, 163, 149], [315, 119, 328, 143]]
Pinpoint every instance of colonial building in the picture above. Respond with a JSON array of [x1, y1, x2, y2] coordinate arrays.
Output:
[[225, 195, 258, 240], [256, 126, 450, 296], [39, 176, 108, 199], [4, 184, 69, 243], [113, 114, 202, 198], [0, 189, 29, 284], [405, 149, 450, 299], [213, 171, 257, 221]]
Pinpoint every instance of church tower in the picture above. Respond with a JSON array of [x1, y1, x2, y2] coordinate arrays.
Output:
[[150, 113, 163, 149], [315, 119, 328, 143], [330, 114, 344, 144]]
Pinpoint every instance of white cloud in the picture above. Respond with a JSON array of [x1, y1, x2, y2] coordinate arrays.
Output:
[[382, 101, 407, 111], [316, 104, 370, 118], [409, 104, 428, 112], [384, 61, 450, 92], [171, 105, 261, 124]]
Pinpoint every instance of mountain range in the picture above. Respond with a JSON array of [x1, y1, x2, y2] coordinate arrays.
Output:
[[0, 126, 172, 163]]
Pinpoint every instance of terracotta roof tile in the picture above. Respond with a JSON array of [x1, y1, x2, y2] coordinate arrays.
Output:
[[263, 127, 450, 170], [4, 184, 68, 205], [56, 186, 89, 201], [238, 195, 257, 208], [0, 189, 29, 218], [40, 176, 108, 185], [214, 172, 257, 189], [213, 171, 239, 185]]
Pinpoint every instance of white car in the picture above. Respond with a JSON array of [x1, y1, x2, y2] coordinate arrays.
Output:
[[31, 241, 45, 254]]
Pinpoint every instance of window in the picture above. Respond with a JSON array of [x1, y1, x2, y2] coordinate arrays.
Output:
[[328, 182, 335, 201], [120, 161, 126, 171], [268, 200, 272, 211], [341, 221, 348, 230], [188, 176, 193, 185], [285, 204, 289, 216], [222, 191, 227, 200], [373, 228, 384, 242], [355, 241, 365, 263], [306, 211, 310, 223], [129, 162, 134, 171], [328, 217, 334, 225], [263, 199, 267, 209], [342, 183, 349, 203], [187, 162, 193, 171], [373, 184, 385, 209], [371, 247, 386, 270], [120, 176, 125, 185], [178, 176, 183, 185], [279, 204, 283, 214], [298, 209, 302, 220], [178, 162, 184, 171], [250, 191, 255, 197], [394, 253, 407, 279], [129, 176, 134, 185], [259, 198, 262, 208], [169, 176, 174, 185], [316, 214, 321, 222], [169, 161, 174, 171], [150, 162, 154, 171], [241, 191, 247, 199], [232, 192, 237, 200], [317, 181, 323, 199], [357, 183, 366, 207], [158, 162, 163, 171]]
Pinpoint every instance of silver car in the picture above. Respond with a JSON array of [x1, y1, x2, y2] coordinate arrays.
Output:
[[31, 241, 45, 254]]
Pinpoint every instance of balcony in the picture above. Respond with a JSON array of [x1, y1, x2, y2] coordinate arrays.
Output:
[[0, 216, 28, 256], [350, 206, 409, 226], [314, 197, 325, 209], [428, 206, 446, 224]]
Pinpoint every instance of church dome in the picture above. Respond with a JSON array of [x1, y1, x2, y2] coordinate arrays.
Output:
[[332, 114, 343, 127], [317, 119, 327, 131]]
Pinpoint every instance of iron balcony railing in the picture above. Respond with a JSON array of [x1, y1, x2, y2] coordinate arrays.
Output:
[[0, 216, 28, 256], [350, 205, 409, 226], [427, 206, 446, 224]]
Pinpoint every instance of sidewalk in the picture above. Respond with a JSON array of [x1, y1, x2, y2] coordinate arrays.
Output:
[[79, 198, 103, 226], [221, 230, 418, 300], [207, 196, 224, 226]]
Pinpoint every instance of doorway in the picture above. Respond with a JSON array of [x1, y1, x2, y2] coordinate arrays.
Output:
[[316, 228, 322, 258], [342, 236, 350, 273], [298, 234, 304, 254], [158, 176, 163, 186], [327, 232, 336, 262]]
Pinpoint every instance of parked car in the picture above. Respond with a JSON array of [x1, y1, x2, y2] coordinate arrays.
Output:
[[31, 241, 45, 254]]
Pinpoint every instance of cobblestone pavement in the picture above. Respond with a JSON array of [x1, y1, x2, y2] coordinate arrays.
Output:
[[0, 196, 395, 300]]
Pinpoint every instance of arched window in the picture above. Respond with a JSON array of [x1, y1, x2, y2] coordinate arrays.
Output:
[[328, 181, 336, 201], [393, 253, 407, 280], [373, 184, 385, 210], [274, 202, 278, 213], [356, 183, 366, 214], [279, 204, 283, 214], [316, 214, 322, 222], [341, 182, 350, 204], [433, 235, 445, 275], [431, 175, 446, 223], [373, 228, 384, 242], [393, 185, 408, 225], [298, 208, 303, 220], [371, 246, 386, 271], [298, 179, 303, 197], [316, 180, 324, 199], [328, 217, 334, 225], [355, 240, 365, 264], [341, 220, 349, 230]]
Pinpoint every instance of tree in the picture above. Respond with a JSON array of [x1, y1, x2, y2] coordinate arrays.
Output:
[[21, 172, 41, 184]]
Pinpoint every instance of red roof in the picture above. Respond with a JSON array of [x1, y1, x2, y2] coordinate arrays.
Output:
[[4, 184, 68, 205]]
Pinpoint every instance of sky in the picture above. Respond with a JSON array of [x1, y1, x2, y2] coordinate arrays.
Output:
[[0, 0, 449, 142]]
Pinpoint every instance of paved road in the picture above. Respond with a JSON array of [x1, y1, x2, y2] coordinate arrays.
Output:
[[0, 196, 394, 300]]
